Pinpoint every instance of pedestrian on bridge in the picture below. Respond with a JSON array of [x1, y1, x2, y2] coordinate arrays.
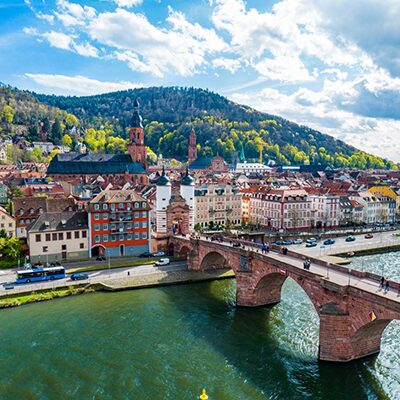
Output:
[[384, 280, 390, 294], [380, 276, 385, 290]]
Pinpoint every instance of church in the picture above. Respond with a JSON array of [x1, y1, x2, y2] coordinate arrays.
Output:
[[47, 99, 149, 186]]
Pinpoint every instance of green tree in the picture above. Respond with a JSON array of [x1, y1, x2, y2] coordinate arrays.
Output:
[[65, 113, 79, 128], [1, 105, 15, 124], [51, 119, 63, 144], [2, 237, 23, 260], [62, 134, 73, 148]]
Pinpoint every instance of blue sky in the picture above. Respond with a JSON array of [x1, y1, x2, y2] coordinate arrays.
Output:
[[1, 0, 400, 161]]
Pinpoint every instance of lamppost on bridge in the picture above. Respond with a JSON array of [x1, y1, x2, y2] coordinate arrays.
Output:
[[326, 262, 330, 280]]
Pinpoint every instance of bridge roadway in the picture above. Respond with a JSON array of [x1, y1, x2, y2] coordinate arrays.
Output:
[[171, 235, 400, 362], [180, 235, 400, 303]]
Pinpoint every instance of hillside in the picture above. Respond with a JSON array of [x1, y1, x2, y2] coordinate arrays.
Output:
[[0, 85, 81, 161], [34, 87, 395, 170]]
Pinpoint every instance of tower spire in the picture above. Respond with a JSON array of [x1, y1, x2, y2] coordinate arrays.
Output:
[[132, 98, 143, 128], [188, 126, 197, 164]]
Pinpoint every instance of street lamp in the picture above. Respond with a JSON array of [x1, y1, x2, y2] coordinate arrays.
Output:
[[108, 249, 111, 277]]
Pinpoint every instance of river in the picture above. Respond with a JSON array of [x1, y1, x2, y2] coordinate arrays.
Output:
[[0, 253, 399, 400]]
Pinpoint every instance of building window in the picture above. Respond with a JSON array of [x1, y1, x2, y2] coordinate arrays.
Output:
[[82, 231, 87, 238], [102, 204, 108, 210], [142, 221, 147, 228], [62, 244, 67, 251], [67, 232, 72, 239], [103, 234, 108, 242], [94, 213, 100, 220], [118, 203, 124, 209], [134, 232, 140, 240], [134, 202, 140, 208], [102, 213, 109, 220], [52, 233, 57, 241], [142, 211, 147, 218], [127, 223, 132, 229], [119, 234, 124, 241], [142, 202, 147, 208], [94, 204, 100, 210], [142, 232, 147, 239], [43, 246, 48, 252], [110, 213, 116, 220], [111, 204, 115, 211], [94, 235, 100, 243], [103, 224, 108, 230], [58, 233, 64, 240], [134, 211, 140, 218], [134, 222, 140, 228], [80, 243, 84, 249], [127, 233, 132, 240], [75, 231, 80, 239], [111, 235, 116, 242], [110, 223, 116, 230], [35, 234, 41, 242], [94, 224, 101, 231], [45, 233, 51, 241]]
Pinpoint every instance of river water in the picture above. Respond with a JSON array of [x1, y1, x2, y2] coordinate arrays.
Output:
[[0, 254, 399, 400]]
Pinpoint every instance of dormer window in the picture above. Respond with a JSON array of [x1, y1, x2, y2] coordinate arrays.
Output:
[[29, 208, 34, 215], [19, 209, 24, 215]]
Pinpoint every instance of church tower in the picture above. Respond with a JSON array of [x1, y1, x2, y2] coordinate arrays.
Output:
[[128, 98, 147, 169], [188, 127, 197, 164]]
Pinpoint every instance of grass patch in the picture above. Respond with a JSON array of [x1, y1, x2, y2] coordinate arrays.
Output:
[[0, 258, 24, 270], [0, 286, 94, 308], [67, 257, 185, 274]]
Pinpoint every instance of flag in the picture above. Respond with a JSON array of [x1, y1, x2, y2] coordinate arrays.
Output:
[[279, 269, 286, 276], [369, 311, 377, 322]]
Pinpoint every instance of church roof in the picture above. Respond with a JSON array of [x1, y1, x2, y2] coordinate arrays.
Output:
[[47, 153, 146, 175], [188, 157, 211, 170]]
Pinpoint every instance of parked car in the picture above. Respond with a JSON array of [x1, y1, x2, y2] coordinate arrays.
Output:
[[139, 251, 152, 258], [306, 238, 317, 244], [323, 239, 336, 245], [365, 233, 374, 239], [274, 240, 285, 245], [345, 236, 356, 242], [96, 256, 106, 261], [70, 273, 89, 281], [152, 251, 165, 257], [282, 240, 293, 245], [155, 258, 170, 266], [306, 242, 317, 248], [293, 239, 303, 245], [232, 242, 241, 247], [2, 282, 14, 290]]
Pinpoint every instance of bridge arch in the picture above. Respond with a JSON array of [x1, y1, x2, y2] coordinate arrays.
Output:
[[177, 245, 191, 258], [200, 251, 231, 271]]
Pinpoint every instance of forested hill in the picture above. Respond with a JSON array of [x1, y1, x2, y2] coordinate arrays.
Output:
[[0, 86, 382, 169], [34, 87, 393, 169]]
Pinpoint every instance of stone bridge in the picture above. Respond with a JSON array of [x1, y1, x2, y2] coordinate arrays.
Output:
[[169, 236, 400, 362]]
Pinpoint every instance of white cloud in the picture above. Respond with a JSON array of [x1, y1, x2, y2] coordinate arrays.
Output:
[[87, 7, 226, 77], [43, 31, 73, 50], [25, 73, 142, 95], [114, 0, 143, 7], [212, 58, 241, 73], [55, 0, 96, 27]]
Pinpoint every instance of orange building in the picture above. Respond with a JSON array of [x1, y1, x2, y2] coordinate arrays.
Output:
[[88, 189, 151, 258]]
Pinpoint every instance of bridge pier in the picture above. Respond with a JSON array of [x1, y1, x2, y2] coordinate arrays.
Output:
[[319, 312, 392, 362]]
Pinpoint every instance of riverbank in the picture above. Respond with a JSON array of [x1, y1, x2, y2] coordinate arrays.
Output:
[[0, 268, 235, 309]]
